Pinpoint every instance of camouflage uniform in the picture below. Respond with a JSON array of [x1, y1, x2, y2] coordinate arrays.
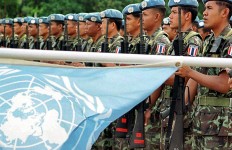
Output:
[[52, 35, 64, 50], [108, 34, 124, 53], [193, 25, 232, 150], [82, 37, 93, 52], [18, 34, 27, 48], [146, 28, 170, 55]]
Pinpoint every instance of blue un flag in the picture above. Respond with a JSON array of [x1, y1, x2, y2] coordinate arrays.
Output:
[[0, 63, 177, 149]]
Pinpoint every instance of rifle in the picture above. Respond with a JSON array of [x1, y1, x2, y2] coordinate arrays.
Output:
[[10, 23, 17, 48], [62, 20, 70, 51], [120, 15, 129, 53], [128, 12, 147, 149], [34, 23, 40, 49], [24, 25, 29, 49], [1, 25, 6, 47], [101, 18, 109, 52], [75, 21, 82, 51], [115, 16, 130, 139], [165, 6, 185, 150], [46, 22, 52, 50]]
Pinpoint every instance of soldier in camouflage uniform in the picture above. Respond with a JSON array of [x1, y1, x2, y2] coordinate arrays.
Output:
[[165, 1, 203, 149], [100, 9, 124, 67], [64, 14, 78, 51], [1, 18, 13, 48], [47, 14, 65, 50], [28, 18, 41, 49], [140, 0, 170, 55], [122, 3, 141, 54], [39, 17, 50, 50], [77, 13, 93, 52], [139, 0, 171, 149], [84, 13, 103, 53], [14, 17, 27, 48], [176, 0, 232, 149], [84, 13, 104, 67]]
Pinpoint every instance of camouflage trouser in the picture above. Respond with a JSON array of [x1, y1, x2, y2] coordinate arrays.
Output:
[[92, 123, 115, 150], [192, 105, 232, 150], [192, 135, 232, 150], [144, 120, 162, 149]]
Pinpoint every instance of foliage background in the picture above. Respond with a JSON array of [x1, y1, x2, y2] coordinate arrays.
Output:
[[0, 0, 204, 19]]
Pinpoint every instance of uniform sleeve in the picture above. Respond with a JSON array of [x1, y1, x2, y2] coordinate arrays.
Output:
[[150, 34, 170, 55], [186, 36, 203, 57]]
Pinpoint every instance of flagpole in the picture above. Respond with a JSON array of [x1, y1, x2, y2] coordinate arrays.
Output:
[[0, 48, 232, 68]]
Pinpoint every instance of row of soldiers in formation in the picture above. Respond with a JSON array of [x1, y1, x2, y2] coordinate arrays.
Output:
[[1, 0, 232, 149]]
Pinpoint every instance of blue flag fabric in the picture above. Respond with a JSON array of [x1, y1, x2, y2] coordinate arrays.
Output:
[[0, 64, 177, 150]]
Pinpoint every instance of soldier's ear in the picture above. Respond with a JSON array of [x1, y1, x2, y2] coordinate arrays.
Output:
[[220, 7, 230, 19], [184, 12, 191, 22]]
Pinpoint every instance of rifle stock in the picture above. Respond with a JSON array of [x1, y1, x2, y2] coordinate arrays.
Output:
[[121, 15, 128, 53]]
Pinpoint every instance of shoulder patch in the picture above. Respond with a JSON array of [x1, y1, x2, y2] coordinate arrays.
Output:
[[187, 44, 198, 57], [228, 44, 232, 56], [116, 46, 121, 53], [156, 43, 166, 54]]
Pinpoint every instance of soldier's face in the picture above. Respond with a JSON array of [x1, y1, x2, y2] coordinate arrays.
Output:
[[0, 24, 3, 33], [169, 7, 185, 29], [14, 23, 21, 35], [126, 14, 140, 35], [28, 24, 37, 37], [39, 24, 48, 36], [203, 1, 223, 30], [101, 18, 108, 35], [142, 9, 157, 31], [86, 20, 99, 37], [79, 22, 86, 36], [5, 25, 12, 36], [67, 20, 77, 36], [50, 21, 60, 36]]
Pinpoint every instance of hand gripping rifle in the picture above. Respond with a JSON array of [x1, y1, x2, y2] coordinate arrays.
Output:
[[165, 6, 185, 150], [75, 21, 82, 51], [101, 18, 109, 52], [34, 23, 40, 49], [128, 13, 148, 149]]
